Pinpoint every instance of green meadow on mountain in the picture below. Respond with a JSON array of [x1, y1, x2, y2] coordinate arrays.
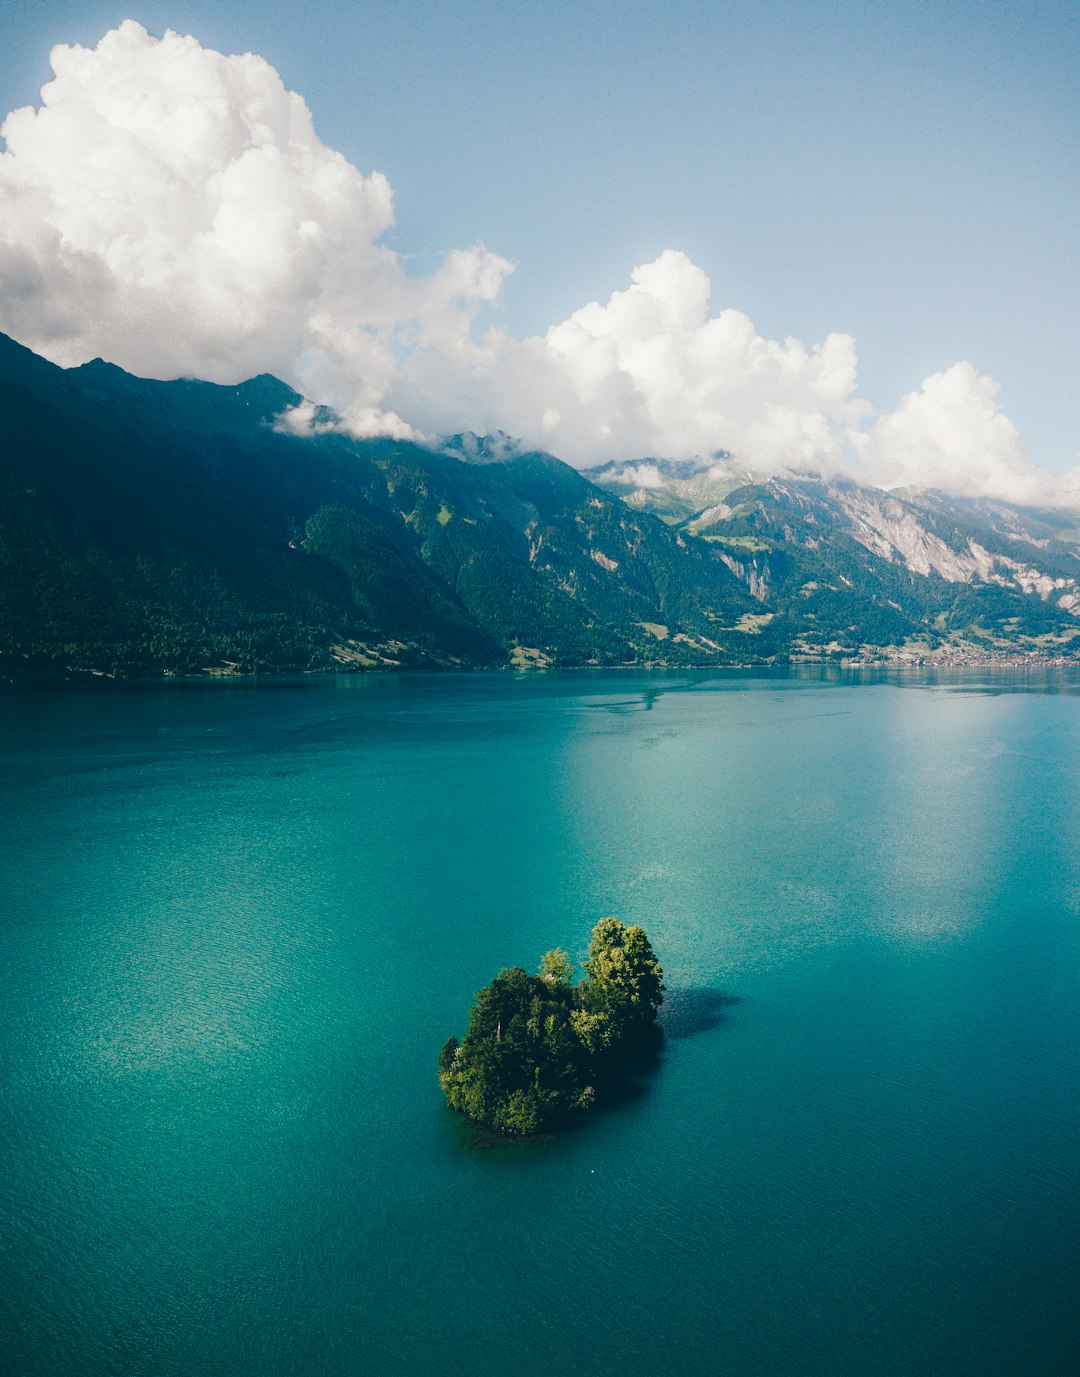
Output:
[[4, 331, 1080, 679]]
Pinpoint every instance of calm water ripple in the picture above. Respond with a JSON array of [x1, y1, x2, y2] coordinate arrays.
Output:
[[2, 670, 1079, 1376]]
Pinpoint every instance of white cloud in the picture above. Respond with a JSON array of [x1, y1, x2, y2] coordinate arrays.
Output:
[[393, 249, 869, 470], [0, 21, 1073, 505], [0, 20, 508, 434], [273, 397, 422, 443], [855, 363, 1080, 506]]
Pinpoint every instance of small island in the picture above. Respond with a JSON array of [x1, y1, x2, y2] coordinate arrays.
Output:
[[438, 918, 664, 1135]]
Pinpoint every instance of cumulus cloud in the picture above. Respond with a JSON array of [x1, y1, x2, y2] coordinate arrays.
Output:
[[0, 21, 1072, 505], [393, 249, 869, 471], [855, 363, 1080, 506], [0, 20, 508, 434]]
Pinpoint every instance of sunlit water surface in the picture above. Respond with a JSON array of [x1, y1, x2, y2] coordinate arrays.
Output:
[[2, 669, 1079, 1376]]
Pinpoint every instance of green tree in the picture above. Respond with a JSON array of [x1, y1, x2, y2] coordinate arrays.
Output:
[[539, 948, 574, 985], [583, 917, 665, 1034], [437, 966, 587, 1133], [439, 921, 663, 1135]]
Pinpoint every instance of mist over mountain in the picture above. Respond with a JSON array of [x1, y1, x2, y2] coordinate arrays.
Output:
[[3, 333, 1080, 682]]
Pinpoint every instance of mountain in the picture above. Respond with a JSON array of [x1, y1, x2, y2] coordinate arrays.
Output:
[[4, 333, 1080, 681], [586, 458, 1080, 662], [439, 431, 522, 464], [0, 334, 760, 679], [583, 454, 755, 525]]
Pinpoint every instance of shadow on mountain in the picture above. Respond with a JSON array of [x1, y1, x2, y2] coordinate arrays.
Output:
[[659, 986, 741, 1040]]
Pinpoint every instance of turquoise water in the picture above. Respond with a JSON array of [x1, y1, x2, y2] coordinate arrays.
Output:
[[2, 670, 1079, 1376]]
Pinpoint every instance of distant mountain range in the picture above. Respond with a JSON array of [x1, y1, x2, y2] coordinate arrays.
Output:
[[3, 330, 1080, 680], [586, 456, 1080, 661]]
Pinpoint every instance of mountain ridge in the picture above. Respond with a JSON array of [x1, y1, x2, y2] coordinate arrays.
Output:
[[3, 334, 1080, 680], [587, 456, 1080, 662], [0, 335, 763, 678]]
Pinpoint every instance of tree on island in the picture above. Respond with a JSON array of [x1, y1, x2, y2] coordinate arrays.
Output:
[[438, 918, 664, 1135]]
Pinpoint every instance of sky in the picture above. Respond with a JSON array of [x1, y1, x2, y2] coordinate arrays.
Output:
[[1, 0, 1077, 501]]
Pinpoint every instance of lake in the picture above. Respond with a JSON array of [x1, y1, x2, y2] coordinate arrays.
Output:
[[2, 669, 1079, 1376]]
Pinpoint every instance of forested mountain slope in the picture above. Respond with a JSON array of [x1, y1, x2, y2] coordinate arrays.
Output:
[[5, 332, 1080, 681], [0, 335, 759, 678]]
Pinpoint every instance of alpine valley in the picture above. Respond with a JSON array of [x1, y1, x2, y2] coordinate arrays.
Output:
[[4, 329, 1080, 680]]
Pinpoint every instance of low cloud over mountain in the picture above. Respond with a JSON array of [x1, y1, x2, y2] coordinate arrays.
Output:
[[1, 21, 1075, 506]]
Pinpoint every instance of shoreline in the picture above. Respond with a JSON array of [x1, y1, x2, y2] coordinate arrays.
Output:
[[6, 655, 1080, 691]]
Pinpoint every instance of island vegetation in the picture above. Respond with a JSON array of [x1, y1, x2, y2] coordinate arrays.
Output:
[[438, 917, 664, 1135]]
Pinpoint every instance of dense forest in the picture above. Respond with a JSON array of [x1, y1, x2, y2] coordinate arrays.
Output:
[[438, 919, 664, 1135], [5, 330, 1080, 679], [0, 332, 762, 678]]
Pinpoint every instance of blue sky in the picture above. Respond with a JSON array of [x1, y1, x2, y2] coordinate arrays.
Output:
[[1, 0, 1077, 492]]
